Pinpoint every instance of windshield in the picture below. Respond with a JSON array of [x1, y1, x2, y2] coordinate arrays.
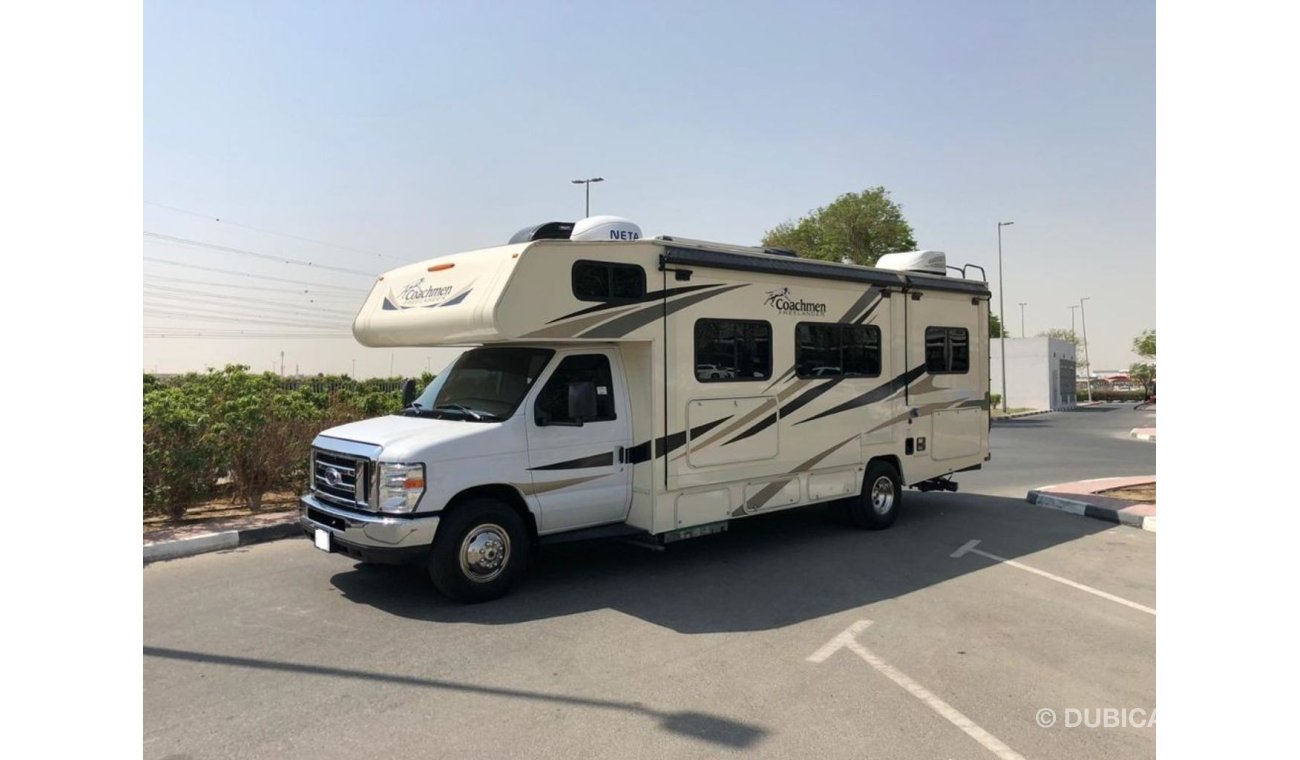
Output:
[[403, 347, 554, 422]]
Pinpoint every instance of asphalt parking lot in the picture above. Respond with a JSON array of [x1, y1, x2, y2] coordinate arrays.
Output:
[[145, 409, 1155, 759]]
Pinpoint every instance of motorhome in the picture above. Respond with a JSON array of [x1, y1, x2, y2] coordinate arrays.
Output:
[[300, 216, 991, 601]]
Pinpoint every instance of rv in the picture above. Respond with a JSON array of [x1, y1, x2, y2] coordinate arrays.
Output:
[[300, 216, 991, 601]]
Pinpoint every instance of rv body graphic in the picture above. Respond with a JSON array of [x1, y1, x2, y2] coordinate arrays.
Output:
[[300, 224, 991, 601]]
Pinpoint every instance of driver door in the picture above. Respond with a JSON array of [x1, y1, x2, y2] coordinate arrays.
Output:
[[526, 350, 632, 533]]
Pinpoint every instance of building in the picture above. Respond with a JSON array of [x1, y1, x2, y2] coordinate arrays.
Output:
[[989, 337, 1077, 411]]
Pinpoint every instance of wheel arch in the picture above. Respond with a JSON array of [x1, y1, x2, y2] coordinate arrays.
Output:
[[443, 484, 539, 543]]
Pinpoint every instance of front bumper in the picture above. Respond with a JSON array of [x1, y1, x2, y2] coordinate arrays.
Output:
[[299, 494, 440, 565]]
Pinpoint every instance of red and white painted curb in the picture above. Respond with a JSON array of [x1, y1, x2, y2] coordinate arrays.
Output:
[[1026, 476, 1156, 533]]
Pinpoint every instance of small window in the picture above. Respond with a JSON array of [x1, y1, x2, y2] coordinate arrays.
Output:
[[694, 319, 772, 382], [925, 327, 970, 374], [535, 354, 617, 424], [796, 323, 881, 378], [572, 260, 646, 302]]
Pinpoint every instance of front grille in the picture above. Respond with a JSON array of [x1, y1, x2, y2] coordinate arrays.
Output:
[[312, 448, 372, 509]]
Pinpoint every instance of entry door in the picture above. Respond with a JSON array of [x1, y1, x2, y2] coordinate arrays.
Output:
[[526, 351, 632, 532]]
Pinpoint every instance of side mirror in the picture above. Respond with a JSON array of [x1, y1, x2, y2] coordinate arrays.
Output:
[[568, 381, 597, 422], [401, 379, 417, 408]]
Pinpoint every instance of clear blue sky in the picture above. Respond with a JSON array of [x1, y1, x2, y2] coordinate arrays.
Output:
[[144, 0, 1153, 376]]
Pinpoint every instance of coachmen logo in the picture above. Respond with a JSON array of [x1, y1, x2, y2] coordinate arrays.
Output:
[[764, 287, 827, 316], [382, 277, 474, 310]]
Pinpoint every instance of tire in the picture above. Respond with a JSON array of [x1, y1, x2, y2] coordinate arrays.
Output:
[[850, 460, 902, 530], [428, 498, 530, 603]]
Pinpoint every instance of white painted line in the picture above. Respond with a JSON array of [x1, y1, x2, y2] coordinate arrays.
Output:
[[951, 540, 1156, 616], [806, 618, 873, 663], [809, 620, 1026, 760]]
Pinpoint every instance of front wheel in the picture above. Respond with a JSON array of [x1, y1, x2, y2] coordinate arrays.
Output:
[[850, 461, 902, 530], [428, 498, 530, 603]]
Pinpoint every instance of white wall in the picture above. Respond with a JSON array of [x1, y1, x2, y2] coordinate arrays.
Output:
[[989, 337, 1077, 411]]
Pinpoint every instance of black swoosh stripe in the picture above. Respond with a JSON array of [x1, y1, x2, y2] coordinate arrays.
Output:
[[852, 297, 883, 325], [626, 415, 733, 464], [795, 364, 927, 425], [528, 452, 615, 471], [578, 284, 748, 339], [546, 284, 725, 324], [721, 377, 846, 446]]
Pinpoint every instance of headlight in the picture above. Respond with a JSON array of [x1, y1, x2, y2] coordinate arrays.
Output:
[[376, 462, 426, 514]]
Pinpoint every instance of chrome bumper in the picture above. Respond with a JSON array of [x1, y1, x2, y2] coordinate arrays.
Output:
[[299, 494, 441, 550]]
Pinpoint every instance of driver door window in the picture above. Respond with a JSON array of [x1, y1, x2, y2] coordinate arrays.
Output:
[[535, 355, 616, 425]]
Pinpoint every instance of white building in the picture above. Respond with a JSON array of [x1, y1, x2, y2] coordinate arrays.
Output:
[[989, 337, 1077, 411]]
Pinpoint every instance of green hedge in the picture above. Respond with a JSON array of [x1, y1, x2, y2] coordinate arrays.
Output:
[[1079, 389, 1148, 403], [143, 366, 427, 519]]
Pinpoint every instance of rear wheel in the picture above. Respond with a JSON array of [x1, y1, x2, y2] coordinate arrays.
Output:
[[428, 498, 530, 602], [850, 461, 901, 530]]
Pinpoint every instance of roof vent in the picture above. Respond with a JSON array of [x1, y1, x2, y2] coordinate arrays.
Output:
[[508, 221, 575, 244], [875, 250, 947, 276]]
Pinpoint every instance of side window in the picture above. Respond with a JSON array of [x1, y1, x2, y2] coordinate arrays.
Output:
[[694, 319, 772, 382], [925, 327, 970, 374], [535, 354, 617, 424], [796, 323, 881, 378], [572, 261, 646, 302]]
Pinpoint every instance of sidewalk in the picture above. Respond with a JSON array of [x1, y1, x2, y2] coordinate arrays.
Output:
[[144, 508, 302, 564], [1026, 475, 1156, 532]]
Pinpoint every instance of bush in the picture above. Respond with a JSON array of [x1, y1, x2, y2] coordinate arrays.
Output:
[[990, 393, 1001, 408], [143, 384, 225, 518], [142, 367, 424, 519]]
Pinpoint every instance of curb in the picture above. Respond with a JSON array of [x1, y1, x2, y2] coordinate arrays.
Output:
[[143, 519, 302, 565], [1026, 490, 1155, 532], [994, 409, 1052, 421], [1129, 427, 1156, 442]]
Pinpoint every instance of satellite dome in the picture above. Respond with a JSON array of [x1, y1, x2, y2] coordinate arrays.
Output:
[[571, 215, 642, 242]]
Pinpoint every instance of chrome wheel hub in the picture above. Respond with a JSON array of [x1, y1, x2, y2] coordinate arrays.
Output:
[[870, 476, 895, 515], [460, 524, 511, 583]]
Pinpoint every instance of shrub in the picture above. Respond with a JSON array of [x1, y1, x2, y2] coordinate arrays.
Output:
[[143, 384, 224, 518]]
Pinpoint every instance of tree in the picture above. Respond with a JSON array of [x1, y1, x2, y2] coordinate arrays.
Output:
[[1133, 329, 1156, 360], [761, 187, 917, 266], [1039, 328, 1080, 346], [989, 314, 1006, 338], [1129, 362, 1156, 398], [1131, 329, 1156, 398]]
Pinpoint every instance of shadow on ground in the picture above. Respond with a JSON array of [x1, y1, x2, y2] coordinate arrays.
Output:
[[328, 492, 1114, 634]]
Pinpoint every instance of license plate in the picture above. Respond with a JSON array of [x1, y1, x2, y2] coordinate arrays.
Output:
[[314, 528, 331, 552]]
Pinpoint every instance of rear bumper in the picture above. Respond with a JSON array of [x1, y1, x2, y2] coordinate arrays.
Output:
[[299, 494, 440, 564]]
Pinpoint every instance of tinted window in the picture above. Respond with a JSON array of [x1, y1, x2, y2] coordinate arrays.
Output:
[[535, 354, 617, 424], [572, 261, 646, 301], [796, 323, 881, 378], [925, 327, 970, 374], [694, 319, 772, 382]]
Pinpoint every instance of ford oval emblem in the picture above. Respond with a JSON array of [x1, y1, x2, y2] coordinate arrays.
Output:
[[323, 467, 343, 488]]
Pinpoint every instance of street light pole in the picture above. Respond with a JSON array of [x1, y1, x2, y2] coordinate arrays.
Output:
[[571, 177, 605, 217], [997, 221, 1014, 413], [1079, 297, 1093, 403], [1018, 302, 1027, 338]]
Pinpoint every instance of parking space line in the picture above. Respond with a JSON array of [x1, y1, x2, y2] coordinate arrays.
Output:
[[951, 540, 1156, 616], [808, 620, 1027, 760]]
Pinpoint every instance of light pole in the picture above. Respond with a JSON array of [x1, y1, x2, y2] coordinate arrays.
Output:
[[1079, 297, 1092, 403], [571, 177, 604, 217], [1018, 302, 1027, 338], [997, 221, 1014, 413]]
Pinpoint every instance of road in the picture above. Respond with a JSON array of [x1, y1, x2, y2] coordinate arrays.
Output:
[[963, 403, 1157, 497], [145, 407, 1155, 759]]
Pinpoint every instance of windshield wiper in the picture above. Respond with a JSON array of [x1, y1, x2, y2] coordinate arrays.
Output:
[[433, 403, 484, 421]]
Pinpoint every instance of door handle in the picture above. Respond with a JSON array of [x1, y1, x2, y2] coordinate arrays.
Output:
[[616, 445, 625, 464]]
